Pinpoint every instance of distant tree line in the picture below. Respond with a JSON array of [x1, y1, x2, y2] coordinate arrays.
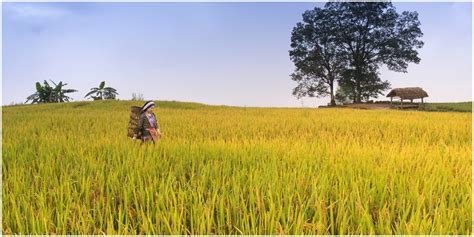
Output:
[[290, 2, 424, 106], [26, 80, 119, 104]]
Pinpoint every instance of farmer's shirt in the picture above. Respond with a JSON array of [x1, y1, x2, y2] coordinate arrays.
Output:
[[136, 112, 160, 138], [147, 114, 157, 129]]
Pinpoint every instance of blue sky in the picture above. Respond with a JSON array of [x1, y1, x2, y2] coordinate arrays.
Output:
[[2, 2, 472, 107]]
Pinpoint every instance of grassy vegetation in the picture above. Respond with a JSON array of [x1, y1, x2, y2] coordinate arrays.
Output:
[[425, 102, 472, 112], [2, 100, 472, 234]]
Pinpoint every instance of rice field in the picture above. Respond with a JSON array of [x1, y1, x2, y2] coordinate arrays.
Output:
[[2, 100, 472, 234]]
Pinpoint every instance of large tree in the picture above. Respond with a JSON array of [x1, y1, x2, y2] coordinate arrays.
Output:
[[326, 2, 424, 102], [290, 8, 346, 106], [290, 2, 423, 104]]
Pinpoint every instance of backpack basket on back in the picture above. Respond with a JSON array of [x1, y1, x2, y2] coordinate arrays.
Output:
[[127, 106, 142, 138]]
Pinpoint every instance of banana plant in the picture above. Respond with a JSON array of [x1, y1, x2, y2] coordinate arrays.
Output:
[[26, 80, 77, 104], [51, 80, 77, 102], [84, 81, 118, 100]]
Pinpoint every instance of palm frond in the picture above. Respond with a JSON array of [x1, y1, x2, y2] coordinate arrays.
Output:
[[85, 90, 97, 98], [62, 89, 77, 93]]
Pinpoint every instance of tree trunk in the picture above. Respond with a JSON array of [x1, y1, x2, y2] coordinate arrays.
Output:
[[356, 84, 362, 103], [329, 83, 336, 106], [354, 65, 363, 103]]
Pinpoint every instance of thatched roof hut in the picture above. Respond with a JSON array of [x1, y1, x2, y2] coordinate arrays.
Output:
[[386, 87, 428, 100]]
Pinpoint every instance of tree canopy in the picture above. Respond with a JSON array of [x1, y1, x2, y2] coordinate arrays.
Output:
[[290, 2, 424, 104], [290, 8, 347, 106]]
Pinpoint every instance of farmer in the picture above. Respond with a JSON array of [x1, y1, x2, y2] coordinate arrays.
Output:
[[134, 100, 162, 143]]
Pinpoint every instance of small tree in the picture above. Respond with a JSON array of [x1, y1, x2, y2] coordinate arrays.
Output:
[[85, 81, 118, 100], [26, 80, 77, 104], [51, 81, 78, 102], [131, 92, 144, 101]]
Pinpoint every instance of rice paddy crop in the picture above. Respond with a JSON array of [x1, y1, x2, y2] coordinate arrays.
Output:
[[2, 100, 472, 234]]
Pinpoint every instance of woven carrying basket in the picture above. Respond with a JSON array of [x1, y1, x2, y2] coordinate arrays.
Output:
[[127, 106, 142, 138]]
